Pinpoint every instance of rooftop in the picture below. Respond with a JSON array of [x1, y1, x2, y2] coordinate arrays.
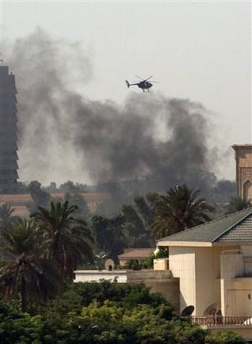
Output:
[[157, 207, 252, 246], [118, 248, 154, 260]]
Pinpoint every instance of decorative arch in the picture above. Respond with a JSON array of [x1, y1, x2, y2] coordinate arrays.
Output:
[[243, 179, 252, 201]]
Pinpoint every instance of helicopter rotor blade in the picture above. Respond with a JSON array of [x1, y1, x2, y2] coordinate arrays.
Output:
[[146, 75, 153, 81], [135, 75, 153, 81], [135, 75, 145, 80]]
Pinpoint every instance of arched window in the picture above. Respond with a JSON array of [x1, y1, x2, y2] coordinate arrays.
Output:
[[243, 179, 252, 201]]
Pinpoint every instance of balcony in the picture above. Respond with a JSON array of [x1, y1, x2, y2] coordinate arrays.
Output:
[[192, 315, 252, 327], [192, 315, 252, 341]]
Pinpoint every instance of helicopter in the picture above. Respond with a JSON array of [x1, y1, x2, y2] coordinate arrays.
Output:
[[125, 75, 156, 92]]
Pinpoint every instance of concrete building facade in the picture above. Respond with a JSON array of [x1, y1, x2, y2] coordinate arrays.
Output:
[[157, 208, 252, 341], [0, 65, 19, 193]]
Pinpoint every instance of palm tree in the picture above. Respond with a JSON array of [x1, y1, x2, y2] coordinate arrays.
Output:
[[31, 201, 94, 279], [0, 219, 59, 312], [0, 203, 19, 230], [92, 214, 125, 263], [226, 196, 251, 214], [152, 184, 215, 239]]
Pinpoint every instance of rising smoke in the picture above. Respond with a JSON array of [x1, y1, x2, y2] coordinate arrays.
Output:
[[7, 28, 220, 194]]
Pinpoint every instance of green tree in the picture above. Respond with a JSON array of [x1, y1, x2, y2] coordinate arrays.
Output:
[[152, 184, 215, 239], [64, 192, 90, 219], [210, 180, 236, 204], [170, 318, 206, 344], [142, 247, 168, 269], [59, 180, 80, 193], [226, 196, 251, 214], [96, 181, 132, 217], [122, 192, 159, 247], [92, 214, 125, 263], [0, 203, 19, 230], [0, 219, 59, 312], [134, 193, 159, 227], [48, 281, 174, 317], [0, 299, 44, 343], [0, 281, 245, 344], [205, 330, 246, 344], [27, 180, 51, 213], [31, 201, 94, 279]]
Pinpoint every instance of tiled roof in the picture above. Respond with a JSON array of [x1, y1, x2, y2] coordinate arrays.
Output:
[[118, 248, 154, 259], [218, 216, 252, 242], [157, 207, 252, 244]]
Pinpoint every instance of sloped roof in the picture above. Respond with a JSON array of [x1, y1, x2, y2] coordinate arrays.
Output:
[[118, 248, 154, 260], [157, 207, 252, 246]]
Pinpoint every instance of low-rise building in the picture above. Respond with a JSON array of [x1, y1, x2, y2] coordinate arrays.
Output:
[[118, 248, 154, 267], [157, 207, 252, 341]]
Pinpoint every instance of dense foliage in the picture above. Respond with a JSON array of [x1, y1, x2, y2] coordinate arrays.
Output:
[[0, 185, 247, 343], [225, 196, 252, 214], [15, 178, 236, 217], [0, 282, 245, 343], [0, 201, 94, 312], [0, 219, 59, 312]]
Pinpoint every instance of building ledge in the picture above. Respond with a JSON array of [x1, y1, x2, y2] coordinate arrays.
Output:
[[74, 270, 127, 283], [74, 269, 175, 284], [234, 277, 252, 283]]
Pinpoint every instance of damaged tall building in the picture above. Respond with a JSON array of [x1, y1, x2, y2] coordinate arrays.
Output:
[[0, 64, 19, 193]]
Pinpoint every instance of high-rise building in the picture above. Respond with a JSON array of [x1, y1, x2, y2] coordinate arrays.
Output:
[[0, 64, 19, 193]]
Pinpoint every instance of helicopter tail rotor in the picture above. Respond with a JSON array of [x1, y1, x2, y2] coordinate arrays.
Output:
[[125, 80, 130, 88]]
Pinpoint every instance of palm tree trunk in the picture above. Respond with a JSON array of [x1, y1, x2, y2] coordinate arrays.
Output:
[[21, 277, 27, 312]]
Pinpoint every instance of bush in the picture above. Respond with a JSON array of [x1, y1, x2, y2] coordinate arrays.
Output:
[[205, 331, 246, 344]]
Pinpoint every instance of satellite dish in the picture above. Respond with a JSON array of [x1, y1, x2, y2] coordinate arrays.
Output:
[[181, 305, 194, 317], [203, 303, 220, 316], [105, 259, 115, 271], [244, 317, 252, 325]]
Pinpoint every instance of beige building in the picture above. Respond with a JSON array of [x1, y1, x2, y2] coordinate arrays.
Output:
[[232, 144, 252, 201], [157, 208, 252, 340]]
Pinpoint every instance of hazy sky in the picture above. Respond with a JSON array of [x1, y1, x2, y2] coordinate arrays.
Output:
[[0, 1, 251, 184]]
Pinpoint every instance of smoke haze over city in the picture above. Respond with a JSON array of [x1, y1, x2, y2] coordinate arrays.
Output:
[[2, 1, 250, 193], [6, 29, 231, 193]]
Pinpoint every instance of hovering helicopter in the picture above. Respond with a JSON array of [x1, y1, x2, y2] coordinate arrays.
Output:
[[125, 75, 156, 92]]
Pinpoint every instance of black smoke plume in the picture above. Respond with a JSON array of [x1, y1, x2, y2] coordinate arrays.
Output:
[[7, 29, 220, 195]]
